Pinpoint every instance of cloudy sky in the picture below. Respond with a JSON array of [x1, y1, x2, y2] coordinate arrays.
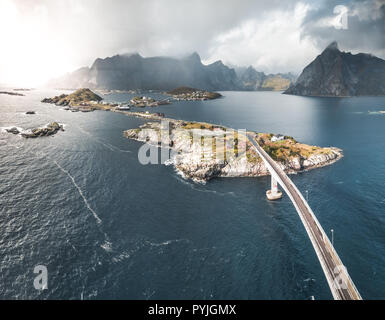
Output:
[[0, 0, 384, 86]]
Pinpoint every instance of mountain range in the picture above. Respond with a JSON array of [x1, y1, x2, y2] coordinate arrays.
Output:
[[284, 42, 385, 97], [49, 53, 295, 91], [235, 66, 296, 91]]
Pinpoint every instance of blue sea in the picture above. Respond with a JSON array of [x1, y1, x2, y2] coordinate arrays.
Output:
[[1, 89, 385, 300]]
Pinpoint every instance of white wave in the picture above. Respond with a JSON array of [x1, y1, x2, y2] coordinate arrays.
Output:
[[146, 239, 190, 247], [172, 166, 208, 185], [173, 172, 191, 185], [192, 187, 235, 196], [8, 144, 112, 253], [1, 126, 25, 134], [53, 160, 102, 224], [172, 173, 235, 196], [112, 251, 131, 263], [67, 239, 78, 252], [101, 240, 113, 252], [164, 158, 175, 166]]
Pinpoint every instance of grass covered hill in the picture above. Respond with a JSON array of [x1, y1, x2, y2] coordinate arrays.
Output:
[[42, 88, 102, 106]]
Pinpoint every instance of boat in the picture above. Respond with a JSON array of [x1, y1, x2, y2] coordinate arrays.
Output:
[[116, 105, 131, 110]]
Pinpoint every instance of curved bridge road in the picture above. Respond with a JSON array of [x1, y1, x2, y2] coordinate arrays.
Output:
[[246, 133, 362, 300]]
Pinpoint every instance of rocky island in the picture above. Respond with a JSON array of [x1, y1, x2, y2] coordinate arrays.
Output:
[[124, 119, 342, 182], [42, 88, 104, 112], [166, 87, 222, 101], [6, 122, 64, 138], [0, 91, 25, 96]]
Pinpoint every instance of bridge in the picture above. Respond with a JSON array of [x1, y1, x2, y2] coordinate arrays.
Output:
[[246, 133, 362, 300]]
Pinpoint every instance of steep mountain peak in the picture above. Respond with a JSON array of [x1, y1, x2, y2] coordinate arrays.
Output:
[[284, 42, 385, 96], [324, 41, 339, 52], [186, 52, 202, 63], [210, 60, 225, 67]]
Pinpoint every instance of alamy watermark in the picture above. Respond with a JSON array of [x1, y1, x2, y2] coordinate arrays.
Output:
[[333, 5, 348, 30], [136, 120, 250, 169], [33, 265, 48, 290]]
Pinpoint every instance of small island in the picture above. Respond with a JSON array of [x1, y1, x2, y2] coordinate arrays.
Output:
[[0, 91, 25, 96], [6, 122, 64, 138], [42, 88, 105, 112], [166, 87, 222, 101], [124, 120, 342, 182]]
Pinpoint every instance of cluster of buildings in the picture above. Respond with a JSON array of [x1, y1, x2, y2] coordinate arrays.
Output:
[[171, 91, 213, 101], [130, 96, 171, 107]]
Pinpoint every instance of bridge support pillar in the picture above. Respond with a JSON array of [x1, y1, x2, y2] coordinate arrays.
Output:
[[266, 175, 283, 201]]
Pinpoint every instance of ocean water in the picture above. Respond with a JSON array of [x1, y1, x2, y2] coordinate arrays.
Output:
[[1, 89, 385, 300]]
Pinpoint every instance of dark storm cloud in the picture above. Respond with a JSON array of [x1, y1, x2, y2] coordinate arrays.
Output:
[[301, 0, 385, 57]]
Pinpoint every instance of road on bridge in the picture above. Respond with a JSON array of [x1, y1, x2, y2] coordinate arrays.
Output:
[[246, 133, 362, 300]]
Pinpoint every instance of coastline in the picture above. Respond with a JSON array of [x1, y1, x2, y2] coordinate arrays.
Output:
[[39, 89, 344, 183]]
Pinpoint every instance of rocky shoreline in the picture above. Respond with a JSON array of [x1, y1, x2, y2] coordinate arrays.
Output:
[[124, 120, 343, 182]]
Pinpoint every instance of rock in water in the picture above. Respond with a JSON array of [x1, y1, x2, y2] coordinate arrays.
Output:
[[6, 127, 20, 134], [20, 122, 64, 138]]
